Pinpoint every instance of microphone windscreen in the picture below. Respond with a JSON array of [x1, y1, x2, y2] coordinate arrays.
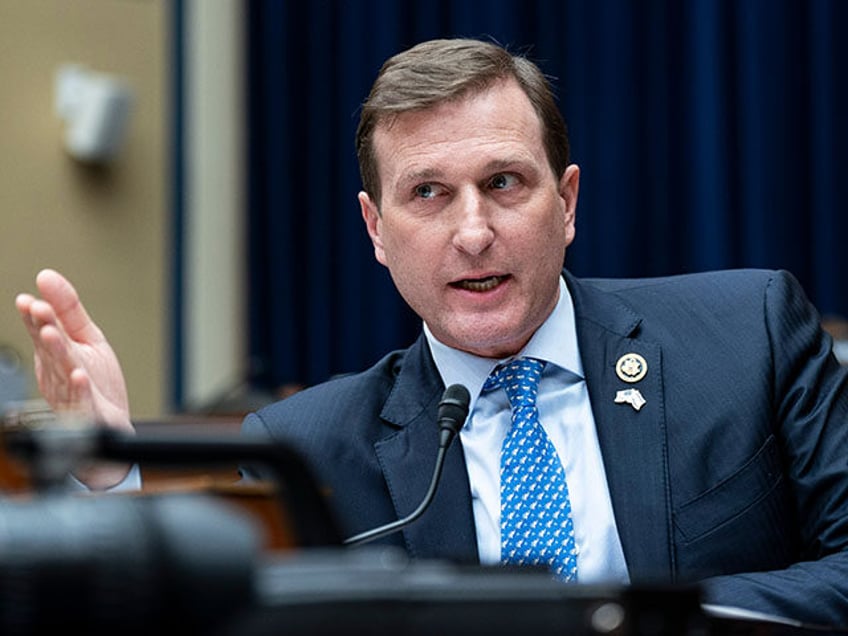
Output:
[[437, 384, 471, 434]]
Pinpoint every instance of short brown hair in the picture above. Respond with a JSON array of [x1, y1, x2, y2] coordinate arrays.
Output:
[[356, 38, 570, 206]]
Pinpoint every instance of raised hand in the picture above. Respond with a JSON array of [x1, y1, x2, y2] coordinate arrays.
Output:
[[16, 269, 134, 488]]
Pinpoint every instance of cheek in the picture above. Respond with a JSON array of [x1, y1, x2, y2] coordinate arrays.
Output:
[[385, 221, 443, 257], [383, 227, 448, 295], [381, 225, 422, 274], [514, 209, 566, 253]]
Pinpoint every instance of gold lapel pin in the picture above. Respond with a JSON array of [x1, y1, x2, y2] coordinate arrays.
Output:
[[615, 353, 647, 383], [615, 388, 646, 411]]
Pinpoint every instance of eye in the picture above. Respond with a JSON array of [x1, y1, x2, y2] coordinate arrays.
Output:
[[414, 183, 439, 199], [489, 173, 518, 190]]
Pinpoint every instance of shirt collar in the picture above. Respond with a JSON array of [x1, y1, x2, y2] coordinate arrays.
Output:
[[424, 276, 583, 414]]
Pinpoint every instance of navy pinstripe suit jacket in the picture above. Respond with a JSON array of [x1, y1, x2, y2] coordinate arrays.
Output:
[[243, 268, 848, 626]]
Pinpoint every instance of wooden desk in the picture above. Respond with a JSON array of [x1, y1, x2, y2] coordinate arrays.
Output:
[[0, 442, 29, 493], [0, 416, 299, 551], [135, 416, 244, 487]]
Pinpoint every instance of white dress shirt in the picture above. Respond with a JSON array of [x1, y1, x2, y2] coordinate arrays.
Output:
[[67, 463, 142, 492], [424, 276, 630, 583]]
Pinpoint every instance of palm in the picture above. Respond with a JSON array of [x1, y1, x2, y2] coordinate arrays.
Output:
[[34, 324, 128, 423]]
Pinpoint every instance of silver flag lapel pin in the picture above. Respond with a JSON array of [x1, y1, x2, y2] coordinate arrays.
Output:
[[615, 388, 646, 411]]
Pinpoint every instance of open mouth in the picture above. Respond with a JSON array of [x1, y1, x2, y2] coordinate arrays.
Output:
[[450, 275, 509, 292]]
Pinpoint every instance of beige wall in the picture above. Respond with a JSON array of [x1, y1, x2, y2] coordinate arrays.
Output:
[[0, 0, 169, 417], [182, 0, 246, 410]]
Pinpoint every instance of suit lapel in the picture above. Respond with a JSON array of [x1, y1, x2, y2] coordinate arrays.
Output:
[[374, 336, 479, 563], [369, 275, 675, 577], [566, 272, 674, 582]]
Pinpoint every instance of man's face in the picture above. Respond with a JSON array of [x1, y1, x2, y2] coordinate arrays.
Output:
[[360, 78, 579, 359]]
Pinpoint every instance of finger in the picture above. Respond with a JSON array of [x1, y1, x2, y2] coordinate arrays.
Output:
[[32, 324, 79, 407], [39, 323, 78, 376], [18, 298, 66, 384], [19, 285, 80, 409], [25, 299, 69, 359], [15, 293, 40, 336], [28, 298, 60, 329], [15, 292, 35, 317], [32, 352, 73, 409], [35, 269, 103, 343], [68, 367, 95, 411], [17, 294, 61, 343], [37, 365, 88, 415]]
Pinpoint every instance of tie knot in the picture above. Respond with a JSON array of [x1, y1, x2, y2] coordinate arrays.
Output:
[[483, 357, 546, 409]]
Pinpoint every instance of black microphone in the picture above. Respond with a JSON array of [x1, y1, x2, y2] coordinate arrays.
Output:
[[343, 384, 471, 546]]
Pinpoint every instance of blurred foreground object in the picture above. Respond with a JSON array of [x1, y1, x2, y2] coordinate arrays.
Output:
[[0, 494, 258, 635], [822, 316, 848, 365]]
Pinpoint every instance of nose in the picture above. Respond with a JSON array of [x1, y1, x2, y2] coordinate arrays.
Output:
[[451, 188, 495, 255]]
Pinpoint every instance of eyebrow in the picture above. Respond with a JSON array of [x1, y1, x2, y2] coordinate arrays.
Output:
[[482, 157, 534, 174], [394, 155, 537, 192], [395, 168, 444, 192]]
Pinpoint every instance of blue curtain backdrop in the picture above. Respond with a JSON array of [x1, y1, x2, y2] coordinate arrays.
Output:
[[247, 0, 848, 392]]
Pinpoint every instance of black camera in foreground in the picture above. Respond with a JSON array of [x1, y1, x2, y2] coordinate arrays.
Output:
[[1, 491, 835, 636], [0, 422, 839, 636]]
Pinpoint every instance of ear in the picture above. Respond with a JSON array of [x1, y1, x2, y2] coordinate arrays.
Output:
[[559, 164, 580, 247], [359, 191, 387, 266]]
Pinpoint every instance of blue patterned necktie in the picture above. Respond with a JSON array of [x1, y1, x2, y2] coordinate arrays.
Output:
[[484, 357, 578, 581]]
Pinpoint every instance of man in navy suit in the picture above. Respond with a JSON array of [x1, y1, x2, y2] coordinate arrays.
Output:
[[17, 38, 848, 626]]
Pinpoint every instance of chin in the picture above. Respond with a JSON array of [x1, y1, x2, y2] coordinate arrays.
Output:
[[447, 327, 526, 359], [430, 308, 532, 355]]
